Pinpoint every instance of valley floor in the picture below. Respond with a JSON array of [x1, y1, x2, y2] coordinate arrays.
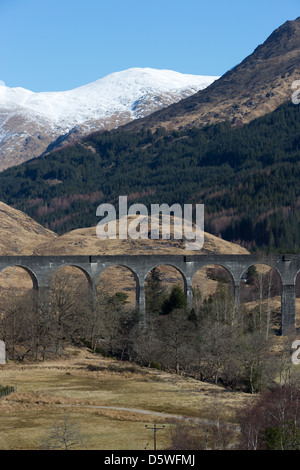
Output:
[[0, 347, 253, 450]]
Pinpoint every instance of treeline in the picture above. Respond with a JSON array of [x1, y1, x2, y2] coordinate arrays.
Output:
[[0, 268, 295, 396], [0, 100, 300, 251]]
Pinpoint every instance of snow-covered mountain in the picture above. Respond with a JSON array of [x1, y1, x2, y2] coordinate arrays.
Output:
[[0, 68, 218, 171]]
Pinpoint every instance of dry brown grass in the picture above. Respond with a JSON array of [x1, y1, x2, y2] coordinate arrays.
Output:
[[0, 201, 56, 256], [0, 347, 253, 450], [33, 215, 249, 256]]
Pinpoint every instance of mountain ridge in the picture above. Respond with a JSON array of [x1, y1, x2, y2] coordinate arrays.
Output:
[[0, 68, 218, 171], [0, 200, 248, 257], [121, 17, 300, 133]]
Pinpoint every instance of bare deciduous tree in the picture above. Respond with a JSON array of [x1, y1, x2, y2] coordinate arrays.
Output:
[[40, 414, 86, 450], [238, 385, 300, 450]]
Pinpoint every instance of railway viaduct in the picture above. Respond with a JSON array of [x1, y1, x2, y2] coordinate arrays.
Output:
[[0, 254, 299, 337]]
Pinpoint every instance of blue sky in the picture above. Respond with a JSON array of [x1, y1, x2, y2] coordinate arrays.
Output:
[[0, 0, 299, 92]]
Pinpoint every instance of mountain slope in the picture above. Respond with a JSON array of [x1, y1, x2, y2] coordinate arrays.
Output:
[[0, 68, 218, 171], [0, 201, 56, 255], [122, 17, 300, 133], [0, 201, 248, 257], [0, 98, 298, 252]]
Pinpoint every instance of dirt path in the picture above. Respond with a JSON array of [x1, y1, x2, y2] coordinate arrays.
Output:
[[55, 403, 239, 430]]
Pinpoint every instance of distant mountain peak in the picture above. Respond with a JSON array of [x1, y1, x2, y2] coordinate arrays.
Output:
[[0, 68, 218, 171], [123, 17, 300, 133], [250, 16, 300, 60], [0, 68, 218, 125]]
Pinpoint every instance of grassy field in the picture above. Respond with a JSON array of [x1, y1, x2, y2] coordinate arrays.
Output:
[[0, 347, 254, 450]]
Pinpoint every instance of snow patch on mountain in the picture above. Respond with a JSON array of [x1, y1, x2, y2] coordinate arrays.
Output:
[[0, 68, 217, 129], [0, 68, 218, 170]]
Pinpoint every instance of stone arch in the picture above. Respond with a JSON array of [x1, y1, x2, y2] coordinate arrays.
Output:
[[0, 266, 39, 337], [189, 263, 238, 327], [240, 262, 282, 299], [239, 263, 282, 335], [192, 263, 235, 299], [47, 265, 94, 334], [50, 265, 94, 303], [97, 264, 140, 308], [71, 265, 94, 288], [0, 265, 38, 291], [240, 261, 283, 285], [145, 263, 187, 295], [295, 268, 300, 286], [144, 263, 188, 314]]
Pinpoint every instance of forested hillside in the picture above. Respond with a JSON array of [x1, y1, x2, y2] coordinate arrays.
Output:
[[0, 100, 299, 253]]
